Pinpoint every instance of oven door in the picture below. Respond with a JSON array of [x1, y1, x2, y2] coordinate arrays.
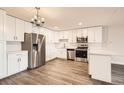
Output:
[[76, 49, 87, 58]]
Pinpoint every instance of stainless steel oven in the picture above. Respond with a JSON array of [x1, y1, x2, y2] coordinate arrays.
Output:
[[75, 43, 88, 62]]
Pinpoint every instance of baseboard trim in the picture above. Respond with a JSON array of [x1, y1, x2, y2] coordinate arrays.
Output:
[[46, 57, 57, 62]]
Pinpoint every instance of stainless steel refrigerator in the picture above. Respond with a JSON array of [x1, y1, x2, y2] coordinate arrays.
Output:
[[22, 33, 45, 69]]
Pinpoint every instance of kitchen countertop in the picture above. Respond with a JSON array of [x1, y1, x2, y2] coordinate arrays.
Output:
[[7, 50, 28, 54], [89, 49, 124, 56]]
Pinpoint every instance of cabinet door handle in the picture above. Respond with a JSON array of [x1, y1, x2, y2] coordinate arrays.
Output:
[[17, 58, 20, 62], [14, 36, 15, 40]]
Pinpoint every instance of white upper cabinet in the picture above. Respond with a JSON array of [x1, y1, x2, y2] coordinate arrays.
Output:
[[59, 31, 64, 39], [6, 15, 16, 41], [76, 29, 82, 37], [32, 26, 40, 34], [63, 31, 69, 39], [54, 31, 59, 43], [0, 10, 6, 41], [72, 30, 77, 43], [82, 28, 88, 37], [48, 30, 54, 43], [94, 27, 103, 42], [88, 28, 95, 42], [68, 31, 73, 43], [88, 26, 103, 43], [16, 18, 25, 41], [24, 22, 32, 33], [6, 15, 25, 42], [76, 29, 88, 38]]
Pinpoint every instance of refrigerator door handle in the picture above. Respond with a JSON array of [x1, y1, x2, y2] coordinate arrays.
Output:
[[38, 36, 45, 52]]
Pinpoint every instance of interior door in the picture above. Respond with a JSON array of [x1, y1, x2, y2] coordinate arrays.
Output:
[[8, 54, 19, 75]]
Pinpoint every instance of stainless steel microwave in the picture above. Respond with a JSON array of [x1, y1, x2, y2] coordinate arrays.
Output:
[[76, 36, 88, 43]]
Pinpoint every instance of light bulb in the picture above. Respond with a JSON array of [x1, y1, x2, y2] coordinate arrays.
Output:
[[37, 20, 41, 23], [78, 22, 83, 26], [41, 18, 45, 22], [34, 15, 37, 19], [31, 18, 34, 21]]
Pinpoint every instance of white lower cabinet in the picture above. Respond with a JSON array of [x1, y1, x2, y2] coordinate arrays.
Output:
[[0, 41, 7, 79], [56, 49, 67, 59], [89, 55, 111, 82], [8, 53, 20, 75], [7, 51, 28, 76]]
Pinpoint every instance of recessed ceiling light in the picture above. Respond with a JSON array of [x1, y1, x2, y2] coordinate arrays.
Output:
[[78, 22, 83, 26], [54, 26, 59, 29]]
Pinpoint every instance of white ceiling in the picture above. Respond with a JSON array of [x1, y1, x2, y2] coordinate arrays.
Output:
[[1, 7, 123, 31]]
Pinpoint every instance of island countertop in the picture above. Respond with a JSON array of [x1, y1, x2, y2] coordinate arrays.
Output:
[[89, 49, 124, 56]]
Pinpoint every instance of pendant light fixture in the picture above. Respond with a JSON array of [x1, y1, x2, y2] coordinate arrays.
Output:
[[31, 7, 45, 27]]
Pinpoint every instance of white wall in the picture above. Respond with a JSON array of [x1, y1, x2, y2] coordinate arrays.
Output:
[[106, 8, 124, 53]]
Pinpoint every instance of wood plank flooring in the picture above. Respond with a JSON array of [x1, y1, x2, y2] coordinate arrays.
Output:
[[0, 59, 111, 85]]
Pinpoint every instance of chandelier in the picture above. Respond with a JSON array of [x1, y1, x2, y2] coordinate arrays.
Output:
[[31, 7, 45, 27]]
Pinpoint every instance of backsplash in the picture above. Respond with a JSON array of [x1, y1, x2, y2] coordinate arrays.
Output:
[[54, 42, 77, 49], [6, 42, 21, 52]]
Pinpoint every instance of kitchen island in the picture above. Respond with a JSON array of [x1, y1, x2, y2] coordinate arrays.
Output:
[[88, 49, 124, 84]]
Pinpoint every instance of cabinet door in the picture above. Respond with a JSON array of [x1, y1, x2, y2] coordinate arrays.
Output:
[[54, 31, 59, 43], [72, 30, 77, 43], [59, 31, 64, 39], [76, 29, 82, 37], [89, 55, 111, 82], [48, 30, 54, 43], [57, 49, 66, 59], [94, 27, 102, 43], [0, 10, 4, 41], [88, 28, 95, 43], [6, 15, 16, 41], [16, 18, 25, 41], [62, 49, 67, 59], [24, 22, 32, 33], [68, 31, 73, 43], [18, 53, 28, 71], [0, 42, 6, 79], [32, 26, 40, 34], [8, 54, 19, 75], [82, 28, 88, 37], [63, 31, 68, 39]]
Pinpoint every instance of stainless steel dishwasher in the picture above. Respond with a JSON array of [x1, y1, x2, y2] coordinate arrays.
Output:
[[67, 49, 75, 61]]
